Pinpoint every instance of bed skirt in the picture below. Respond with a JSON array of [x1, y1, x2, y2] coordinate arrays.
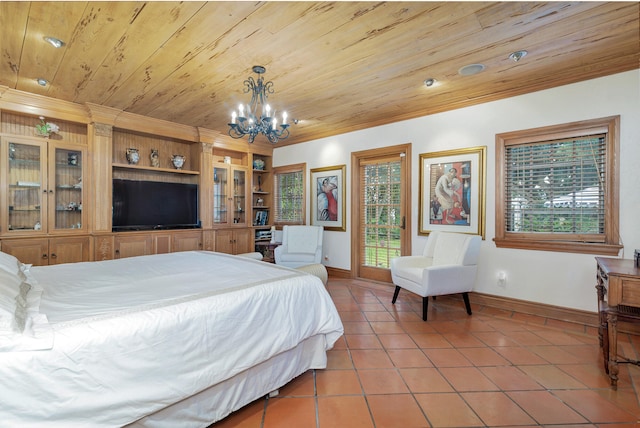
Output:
[[126, 334, 328, 427]]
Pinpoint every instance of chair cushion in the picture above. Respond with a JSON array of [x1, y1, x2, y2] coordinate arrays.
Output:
[[279, 253, 317, 263], [394, 266, 425, 285], [432, 232, 469, 266], [287, 228, 319, 254]]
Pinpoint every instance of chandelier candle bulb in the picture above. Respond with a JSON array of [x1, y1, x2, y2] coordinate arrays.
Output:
[[231, 111, 236, 124], [283, 112, 287, 124]]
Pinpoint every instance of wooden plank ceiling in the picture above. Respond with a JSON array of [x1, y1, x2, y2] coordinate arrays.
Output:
[[1, 1, 638, 146]]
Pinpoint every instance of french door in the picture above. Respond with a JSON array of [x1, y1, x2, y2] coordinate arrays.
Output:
[[351, 144, 411, 282]]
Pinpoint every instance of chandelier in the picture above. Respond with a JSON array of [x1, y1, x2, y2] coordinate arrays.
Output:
[[228, 65, 290, 144]]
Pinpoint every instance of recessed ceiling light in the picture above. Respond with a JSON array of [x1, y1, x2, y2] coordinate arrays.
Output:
[[43, 36, 65, 48], [509, 50, 528, 62], [424, 78, 437, 87], [36, 78, 48, 87], [458, 64, 485, 76]]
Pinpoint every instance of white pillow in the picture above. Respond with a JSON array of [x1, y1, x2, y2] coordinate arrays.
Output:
[[0, 269, 26, 332], [0, 251, 21, 276], [0, 267, 51, 352]]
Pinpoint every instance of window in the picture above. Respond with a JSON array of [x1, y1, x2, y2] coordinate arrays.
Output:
[[495, 116, 621, 255], [273, 163, 305, 225]]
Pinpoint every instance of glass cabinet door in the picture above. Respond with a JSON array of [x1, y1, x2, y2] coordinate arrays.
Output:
[[213, 166, 228, 225], [52, 147, 84, 231], [5, 140, 45, 232], [233, 169, 246, 225]]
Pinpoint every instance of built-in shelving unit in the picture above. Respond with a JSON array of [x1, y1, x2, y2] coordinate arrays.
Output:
[[0, 87, 275, 263]]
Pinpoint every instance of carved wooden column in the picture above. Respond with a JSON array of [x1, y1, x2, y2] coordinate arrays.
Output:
[[85, 103, 121, 260]]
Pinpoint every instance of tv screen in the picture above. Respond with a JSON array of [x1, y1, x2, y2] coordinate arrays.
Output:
[[112, 179, 199, 231]]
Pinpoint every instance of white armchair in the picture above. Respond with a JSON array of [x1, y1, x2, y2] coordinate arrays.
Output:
[[274, 225, 323, 268], [390, 231, 481, 321]]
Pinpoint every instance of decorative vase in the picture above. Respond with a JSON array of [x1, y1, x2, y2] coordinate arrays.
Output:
[[150, 149, 160, 167], [68, 152, 79, 166], [253, 159, 265, 170], [171, 154, 185, 170], [126, 148, 140, 165]]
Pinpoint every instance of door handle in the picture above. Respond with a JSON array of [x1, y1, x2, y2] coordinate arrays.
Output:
[[401, 216, 406, 230]]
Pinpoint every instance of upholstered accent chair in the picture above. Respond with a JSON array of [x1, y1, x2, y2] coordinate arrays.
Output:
[[274, 225, 323, 268], [390, 231, 481, 321]]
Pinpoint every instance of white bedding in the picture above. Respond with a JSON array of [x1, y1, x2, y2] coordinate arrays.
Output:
[[0, 251, 343, 427]]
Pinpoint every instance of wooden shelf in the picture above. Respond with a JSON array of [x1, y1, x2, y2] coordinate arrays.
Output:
[[113, 163, 200, 175]]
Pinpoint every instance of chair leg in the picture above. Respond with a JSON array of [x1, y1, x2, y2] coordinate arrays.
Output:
[[391, 286, 401, 304], [422, 296, 429, 321], [462, 292, 472, 315]]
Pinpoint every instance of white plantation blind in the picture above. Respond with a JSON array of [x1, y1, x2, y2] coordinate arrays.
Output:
[[504, 135, 606, 239], [274, 168, 304, 224]]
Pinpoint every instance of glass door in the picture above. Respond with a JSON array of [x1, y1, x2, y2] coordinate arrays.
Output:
[[4, 138, 46, 233], [233, 168, 246, 225], [51, 146, 85, 231], [353, 145, 411, 282], [213, 166, 228, 225]]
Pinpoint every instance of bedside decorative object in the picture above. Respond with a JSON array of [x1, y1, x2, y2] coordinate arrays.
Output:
[[256, 197, 264, 206], [253, 158, 265, 170], [171, 154, 185, 169], [150, 149, 160, 167], [126, 148, 140, 165]]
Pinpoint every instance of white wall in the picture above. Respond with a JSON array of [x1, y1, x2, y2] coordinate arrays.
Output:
[[274, 70, 640, 312]]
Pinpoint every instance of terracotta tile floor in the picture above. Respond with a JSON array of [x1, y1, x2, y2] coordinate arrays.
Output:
[[213, 278, 640, 427]]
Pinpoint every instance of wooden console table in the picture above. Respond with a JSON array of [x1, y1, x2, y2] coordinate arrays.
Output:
[[595, 257, 640, 389], [255, 241, 281, 263]]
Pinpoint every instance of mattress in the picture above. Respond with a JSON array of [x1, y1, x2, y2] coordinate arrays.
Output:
[[0, 251, 343, 427]]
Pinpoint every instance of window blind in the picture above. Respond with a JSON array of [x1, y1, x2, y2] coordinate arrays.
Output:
[[274, 170, 304, 224], [504, 135, 606, 238]]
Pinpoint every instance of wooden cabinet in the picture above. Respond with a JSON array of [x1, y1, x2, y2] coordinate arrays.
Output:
[[215, 228, 251, 255], [105, 230, 203, 259], [1, 236, 90, 266], [114, 234, 153, 259], [1, 136, 87, 236], [172, 230, 203, 252]]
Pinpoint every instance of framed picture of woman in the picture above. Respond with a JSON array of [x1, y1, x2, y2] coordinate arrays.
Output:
[[310, 165, 346, 232], [419, 146, 486, 238]]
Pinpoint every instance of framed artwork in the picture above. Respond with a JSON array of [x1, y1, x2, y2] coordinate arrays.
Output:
[[255, 210, 268, 226], [419, 146, 486, 238], [310, 165, 346, 232]]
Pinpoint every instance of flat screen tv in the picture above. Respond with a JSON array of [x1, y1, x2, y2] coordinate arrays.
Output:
[[112, 179, 200, 231]]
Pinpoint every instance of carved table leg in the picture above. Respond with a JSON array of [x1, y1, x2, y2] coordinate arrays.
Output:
[[596, 284, 605, 348], [606, 311, 619, 390]]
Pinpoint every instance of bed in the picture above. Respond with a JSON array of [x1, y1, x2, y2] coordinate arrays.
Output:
[[0, 250, 343, 427]]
